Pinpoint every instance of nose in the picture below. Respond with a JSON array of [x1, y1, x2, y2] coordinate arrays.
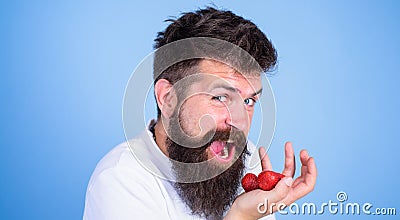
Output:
[[223, 103, 249, 133]]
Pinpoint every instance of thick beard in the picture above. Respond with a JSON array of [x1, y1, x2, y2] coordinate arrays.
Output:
[[167, 127, 249, 219]]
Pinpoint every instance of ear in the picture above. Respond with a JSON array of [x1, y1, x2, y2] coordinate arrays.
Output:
[[154, 79, 177, 118]]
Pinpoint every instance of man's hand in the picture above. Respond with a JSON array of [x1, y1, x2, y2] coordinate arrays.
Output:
[[224, 142, 317, 220]]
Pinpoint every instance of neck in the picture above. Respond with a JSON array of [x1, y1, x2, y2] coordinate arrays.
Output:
[[153, 119, 169, 157]]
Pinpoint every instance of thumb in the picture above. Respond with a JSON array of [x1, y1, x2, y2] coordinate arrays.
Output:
[[256, 177, 293, 216], [268, 177, 293, 202]]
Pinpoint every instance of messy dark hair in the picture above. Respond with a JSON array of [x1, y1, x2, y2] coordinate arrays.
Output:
[[153, 6, 277, 117]]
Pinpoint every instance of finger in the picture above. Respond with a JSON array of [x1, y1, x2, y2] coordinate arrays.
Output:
[[288, 156, 317, 202], [282, 142, 295, 177], [300, 150, 311, 177], [304, 157, 317, 188], [259, 147, 272, 171], [300, 149, 310, 166]]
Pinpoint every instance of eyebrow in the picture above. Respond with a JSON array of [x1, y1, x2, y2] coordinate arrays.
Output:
[[210, 83, 263, 97], [251, 88, 263, 97]]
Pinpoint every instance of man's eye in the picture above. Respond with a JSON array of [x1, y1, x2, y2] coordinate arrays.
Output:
[[212, 95, 228, 102], [244, 98, 256, 107]]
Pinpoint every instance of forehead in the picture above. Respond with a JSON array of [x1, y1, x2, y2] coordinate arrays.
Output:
[[195, 59, 262, 93]]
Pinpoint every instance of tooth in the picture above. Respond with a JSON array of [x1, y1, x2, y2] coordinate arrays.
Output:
[[219, 146, 228, 159]]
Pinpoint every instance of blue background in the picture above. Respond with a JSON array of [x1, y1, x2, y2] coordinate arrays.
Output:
[[1, 0, 399, 219]]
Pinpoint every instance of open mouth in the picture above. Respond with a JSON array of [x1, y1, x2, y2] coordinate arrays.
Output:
[[209, 140, 236, 162]]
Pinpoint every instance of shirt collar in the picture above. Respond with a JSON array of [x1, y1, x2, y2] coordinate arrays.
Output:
[[126, 119, 176, 181]]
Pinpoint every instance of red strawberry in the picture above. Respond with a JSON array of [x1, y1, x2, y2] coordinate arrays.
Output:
[[241, 173, 259, 192], [257, 171, 285, 191]]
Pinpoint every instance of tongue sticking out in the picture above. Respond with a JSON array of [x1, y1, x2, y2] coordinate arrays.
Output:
[[210, 141, 233, 162], [210, 141, 225, 154]]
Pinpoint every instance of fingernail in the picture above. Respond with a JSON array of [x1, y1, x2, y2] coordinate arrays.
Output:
[[284, 177, 293, 187]]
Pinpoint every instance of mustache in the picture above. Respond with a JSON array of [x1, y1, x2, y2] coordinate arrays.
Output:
[[169, 125, 247, 148], [167, 127, 247, 162]]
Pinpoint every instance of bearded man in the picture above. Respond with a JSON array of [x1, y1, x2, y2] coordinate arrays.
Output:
[[83, 7, 317, 220]]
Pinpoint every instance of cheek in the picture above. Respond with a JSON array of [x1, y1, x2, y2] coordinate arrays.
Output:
[[179, 98, 214, 136]]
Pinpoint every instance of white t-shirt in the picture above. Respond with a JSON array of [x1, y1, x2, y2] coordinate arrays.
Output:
[[83, 123, 275, 220]]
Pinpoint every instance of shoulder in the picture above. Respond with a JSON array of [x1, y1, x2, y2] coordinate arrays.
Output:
[[87, 141, 146, 186], [84, 140, 169, 219], [86, 138, 165, 193]]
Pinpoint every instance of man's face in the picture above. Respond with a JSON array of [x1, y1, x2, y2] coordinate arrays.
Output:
[[170, 60, 262, 164]]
